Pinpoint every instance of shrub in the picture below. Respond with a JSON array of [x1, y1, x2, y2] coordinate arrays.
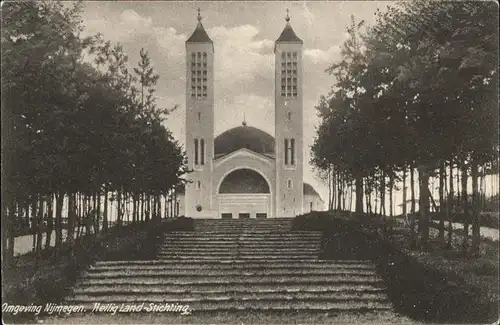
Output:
[[468, 258, 499, 276]]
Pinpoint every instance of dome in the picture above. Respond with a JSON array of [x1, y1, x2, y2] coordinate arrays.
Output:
[[214, 126, 275, 158]]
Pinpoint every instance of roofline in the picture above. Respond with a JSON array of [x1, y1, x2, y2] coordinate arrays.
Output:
[[185, 42, 214, 52], [214, 147, 275, 164], [214, 125, 275, 141]]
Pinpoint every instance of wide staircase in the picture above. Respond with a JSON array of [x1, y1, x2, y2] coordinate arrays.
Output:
[[68, 218, 394, 316]]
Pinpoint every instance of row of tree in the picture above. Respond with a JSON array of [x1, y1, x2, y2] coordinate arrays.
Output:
[[312, 1, 498, 254], [1, 1, 187, 264]]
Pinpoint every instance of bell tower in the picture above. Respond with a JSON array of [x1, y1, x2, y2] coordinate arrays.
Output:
[[274, 10, 303, 218], [185, 9, 215, 217]]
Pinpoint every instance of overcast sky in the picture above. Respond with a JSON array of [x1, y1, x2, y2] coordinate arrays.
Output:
[[81, 1, 394, 205]]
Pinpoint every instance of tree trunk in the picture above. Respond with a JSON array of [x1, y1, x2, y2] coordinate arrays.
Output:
[[461, 162, 469, 253], [156, 195, 161, 220], [355, 176, 363, 213], [45, 195, 54, 249], [96, 190, 101, 233], [133, 194, 137, 223], [163, 194, 167, 218], [447, 162, 454, 248], [36, 198, 44, 256], [456, 167, 461, 210], [67, 193, 76, 248], [403, 167, 407, 217], [410, 165, 416, 214], [349, 182, 354, 211], [418, 165, 430, 250], [30, 198, 37, 253], [117, 190, 122, 227], [103, 188, 108, 232], [141, 193, 145, 222], [2, 200, 11, 265], [337, 172, 342, 211], [471, 161, 480, 256], [389, 174, 394, 219], [438, 161, 445, 242], [327, 167, 332, 210], [332, 169, 336, 211], [54, 193, 64, 248], [380, 173, 386, 217]]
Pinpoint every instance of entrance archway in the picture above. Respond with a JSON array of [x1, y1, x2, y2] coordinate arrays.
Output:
[[217, 168, 271, 219]]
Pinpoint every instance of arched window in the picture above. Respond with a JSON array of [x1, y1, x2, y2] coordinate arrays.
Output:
[[200, 138, 205, 165], [284, 139, 289, 165], [194, 138, 205, 167], [284, 138, 295, 166], [194, 138, 199, 165]]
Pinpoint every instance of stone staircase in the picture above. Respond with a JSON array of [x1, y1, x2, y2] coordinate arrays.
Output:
[[67, 218, 393, 315]]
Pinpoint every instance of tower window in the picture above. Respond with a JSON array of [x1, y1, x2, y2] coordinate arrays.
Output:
[[280, 51, 298, 99], [287, 112, 292, 121], [190, 52, 208, 99], [194, 138, 199, 165], [200, 138, 205, 165], [197, 112, 201, 121], [196, 180, 201, 190], [284, 139, 289, 165], [288, 179, 293, 189], [284, 138, 295, 166], [194, 138, 205, 167]]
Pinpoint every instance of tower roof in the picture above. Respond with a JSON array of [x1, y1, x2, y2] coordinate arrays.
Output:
[[186, 9, 213, 43], [276, 10, 303, 44]]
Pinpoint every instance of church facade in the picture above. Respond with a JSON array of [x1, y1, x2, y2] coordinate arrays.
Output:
[[180, 11, 323, 219]]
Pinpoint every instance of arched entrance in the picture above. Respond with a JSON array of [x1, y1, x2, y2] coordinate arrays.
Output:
[[217, 168, 271, 219]]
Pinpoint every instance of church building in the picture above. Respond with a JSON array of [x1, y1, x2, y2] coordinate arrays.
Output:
[[179, 10, 324, 218]]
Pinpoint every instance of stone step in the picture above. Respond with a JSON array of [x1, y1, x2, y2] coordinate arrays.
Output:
[[90, 262, 376, 271], [78, 274, 383, 285], [68, 292, 388, 303], [160, 243, 319, 249], [162, 239, 319, 245], [164, 233, 321, 237], [168, 231, 320, 235], [159, 247, 320, 252], [193, 218, 295, 221], [84, 269, 378, 278], [94, 259, 373, 266], [193, 223, 292, 226], [165, 235, 239, 239], [157, 255, 238, 260], [158, 252, 240, 256], [156, 255, 318, 260], [68, 300, 392, 312], [164, 235, 321, 239], [73, 283, 385, 295], [159, 248, 239, 253]]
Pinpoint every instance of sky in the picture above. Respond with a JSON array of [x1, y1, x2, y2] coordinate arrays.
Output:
[[80, 1, 396, 207]]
